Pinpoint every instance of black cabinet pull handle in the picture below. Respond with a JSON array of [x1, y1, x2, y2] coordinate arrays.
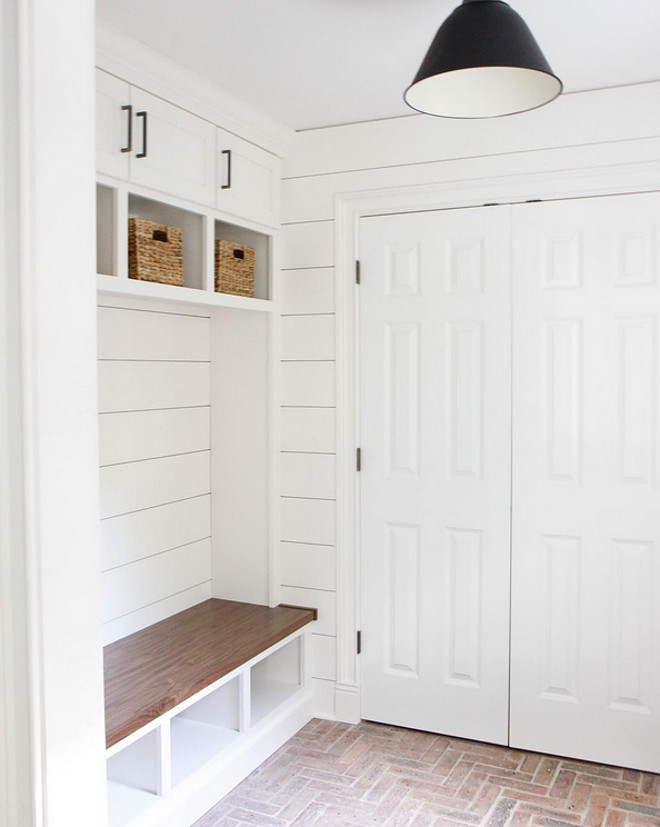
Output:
[[121, 105, 132, 153], [221, 149, 232, 189], [136, 111, 148, 159]]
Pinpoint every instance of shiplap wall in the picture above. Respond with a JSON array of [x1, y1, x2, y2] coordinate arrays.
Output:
[[278, 81, 660, 718], [278, 252, 338, 705], [98, 298, 213, 644]]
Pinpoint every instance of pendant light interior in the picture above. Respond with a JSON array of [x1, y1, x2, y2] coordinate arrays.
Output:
[[405, 66, 562, 119]]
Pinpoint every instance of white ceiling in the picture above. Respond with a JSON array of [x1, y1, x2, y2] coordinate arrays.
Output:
[[96, 0, 660, 131]]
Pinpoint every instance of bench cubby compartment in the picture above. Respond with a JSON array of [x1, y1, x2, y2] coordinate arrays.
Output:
[[170, 675, 242, 786], [107, 728, 162, 827], [251, 637, 302, 726]]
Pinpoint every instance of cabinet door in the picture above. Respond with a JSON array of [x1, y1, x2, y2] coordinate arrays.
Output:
[[96, 69, 131, 179], [129, 90, 215, 206], [216, 128, 280, 227]]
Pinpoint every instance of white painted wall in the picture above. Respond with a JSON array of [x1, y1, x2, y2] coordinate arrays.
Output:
[[277, 253, 338, 704], [0, 4, 32, 824], [0, 1, 107, 825], [278, 81, 660, 721], [98, 298, 213, 643], [211, 307, 271, 606]]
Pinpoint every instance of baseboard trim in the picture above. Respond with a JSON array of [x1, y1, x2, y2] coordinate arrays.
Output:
[[335, 683, 360, 724]]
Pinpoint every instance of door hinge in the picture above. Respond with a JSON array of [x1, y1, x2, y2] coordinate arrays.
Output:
[[357, 630, 362, 655], [356, 260, 361, 285], [356, 447, 362, 472]]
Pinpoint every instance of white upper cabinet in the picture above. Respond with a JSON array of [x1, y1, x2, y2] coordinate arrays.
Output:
[[96, 70, 281, 226], [129, 89, 215, 206], [96, 70, 215, 207], [96, 70, 131, 180], [216, 127, 280, 228]]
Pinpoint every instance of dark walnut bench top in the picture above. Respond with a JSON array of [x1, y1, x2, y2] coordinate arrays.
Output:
[[104, 598, 316, 749]]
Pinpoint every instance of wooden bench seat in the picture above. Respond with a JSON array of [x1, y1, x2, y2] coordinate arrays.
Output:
[[104, 599, 316, 749]]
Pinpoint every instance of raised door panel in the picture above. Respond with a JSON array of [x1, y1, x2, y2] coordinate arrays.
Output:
[[510, 193, 660, 773], [360, 206, 512, 745], [96, 69, 130, 179], [216, 127, 280, 227], [129, 89, 215, 206]]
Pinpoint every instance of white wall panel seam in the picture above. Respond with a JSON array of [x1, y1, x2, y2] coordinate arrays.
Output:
[[281, 313, 336, 318], [281, 219, 335, 226], [281, 583, 337, 593], [100, 448, 211, 469], [281, 451, 336, 456], [98, 405, 211, 413], [101, 536, 213, 573], [98, 304, 211, 319], [98, 358, 211, 364], [104, 580, 213, 624], [100, 493, 212, 521], [281, 495, 337, 502], [99, 405, 211, 414], [280, 539, 335, 548], [280, 266, 335, 272]]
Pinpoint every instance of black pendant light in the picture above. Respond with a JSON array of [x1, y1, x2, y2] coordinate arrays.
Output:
[[404, 0, 562, 119]]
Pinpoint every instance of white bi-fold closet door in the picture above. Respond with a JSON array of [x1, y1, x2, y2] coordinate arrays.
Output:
[[359, 206, 512, 745], [359, 192, 660, 772]]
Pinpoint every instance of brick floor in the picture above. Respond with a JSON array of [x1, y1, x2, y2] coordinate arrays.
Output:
[[193, 719, 660, 827]]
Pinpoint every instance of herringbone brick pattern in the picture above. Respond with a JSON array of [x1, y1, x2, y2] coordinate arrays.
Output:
[[193, 719, 660, 827]]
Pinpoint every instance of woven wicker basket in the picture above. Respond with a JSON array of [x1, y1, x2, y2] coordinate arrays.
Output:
[[215, 240, 255, 297], [128, 218, 183, 286]]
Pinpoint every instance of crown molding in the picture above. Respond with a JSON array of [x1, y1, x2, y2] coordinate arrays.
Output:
[[96, 21, 295, 158]]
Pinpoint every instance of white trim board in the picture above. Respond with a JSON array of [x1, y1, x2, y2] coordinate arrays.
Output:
[[283, 136, 660, 224], [284, 81, 660, 178], [3, 1, 107, 825], [333, 152, 660, 725], [0, 5, 31, 823]]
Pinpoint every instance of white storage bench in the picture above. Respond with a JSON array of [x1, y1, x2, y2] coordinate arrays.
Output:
[[104, 599, 317, 827]]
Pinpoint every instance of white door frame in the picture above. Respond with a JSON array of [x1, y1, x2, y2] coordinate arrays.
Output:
[[333, 140, 660, 724]]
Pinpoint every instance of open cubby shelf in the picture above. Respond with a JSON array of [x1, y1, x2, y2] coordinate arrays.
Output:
[[104, 599, 315, 827], [170, 718, 241, 787], [96, 181, 273, 311], [107, 781, 157, 827]]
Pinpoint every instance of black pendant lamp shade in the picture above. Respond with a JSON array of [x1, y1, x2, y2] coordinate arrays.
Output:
[[404, 0, 562, 119]]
